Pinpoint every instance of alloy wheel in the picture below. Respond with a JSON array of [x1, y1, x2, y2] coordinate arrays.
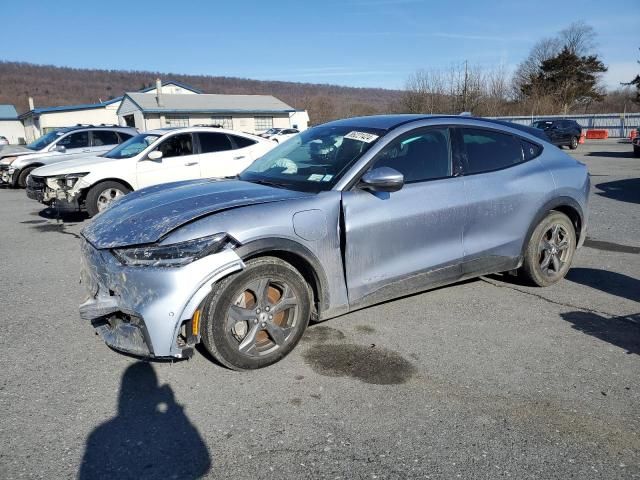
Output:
[[96, 187, 125, 211], [538, 223, 571, 277]]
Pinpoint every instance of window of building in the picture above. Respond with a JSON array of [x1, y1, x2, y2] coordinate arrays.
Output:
[[461, 128, 524, 174], [211, 116, 233, 129], [165, 116, 189, 128], [254, 116, 273, 132]]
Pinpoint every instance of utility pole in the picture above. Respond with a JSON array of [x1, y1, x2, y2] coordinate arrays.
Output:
[[462, 60, 468, 112]]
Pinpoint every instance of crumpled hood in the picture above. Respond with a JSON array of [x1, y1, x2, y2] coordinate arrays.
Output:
[[0, 145, 32, 158], [82, 179, 313, 249], [30, 155, 110, 176]]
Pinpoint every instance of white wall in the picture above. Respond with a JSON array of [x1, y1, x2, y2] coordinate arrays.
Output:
[[0, 120, 26, 144]]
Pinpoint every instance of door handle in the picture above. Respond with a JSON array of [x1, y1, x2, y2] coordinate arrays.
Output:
[[233, 156, 246, 160], [82, 149, 91, 153], [184, 161, 198, 166]]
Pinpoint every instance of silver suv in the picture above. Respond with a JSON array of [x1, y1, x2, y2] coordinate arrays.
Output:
[[0, 125, 137, 187], [80, 115, 589, 370]]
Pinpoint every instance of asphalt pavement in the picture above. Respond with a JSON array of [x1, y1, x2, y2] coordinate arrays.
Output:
[[0, 139, 638, 479]]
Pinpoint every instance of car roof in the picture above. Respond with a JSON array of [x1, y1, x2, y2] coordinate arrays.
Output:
[[56, 124, 136, 134], [144, 126, 266, 139], [323, 114, 549, 142]]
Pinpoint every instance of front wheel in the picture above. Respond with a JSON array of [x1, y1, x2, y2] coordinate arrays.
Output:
[[634, 146, 640, 158], [17, 166, 38, 188], [85, 180, 130, 217], [519, 211, 576, 287], [569, 136, 579, 149], [201, 256, 311, 370]]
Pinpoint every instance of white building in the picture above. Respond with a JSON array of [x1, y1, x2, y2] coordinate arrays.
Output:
[[0, 105, 26, 144], [19, 81, 202, 142], [117, 87, 309, 134]]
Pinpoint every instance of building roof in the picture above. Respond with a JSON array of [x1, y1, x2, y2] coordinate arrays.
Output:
[[122, 92, 295, 114], [139, 80, 203, 94], [0, 105, 19, 120], [19, 97, 122, 119]]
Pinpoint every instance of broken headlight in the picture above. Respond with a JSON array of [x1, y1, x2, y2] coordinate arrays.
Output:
[[45, 173, 89, 190], [0, 156, 17, 165], [112, 233, 232, 267]]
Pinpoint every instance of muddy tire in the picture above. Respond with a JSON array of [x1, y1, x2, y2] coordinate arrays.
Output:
[[519, 211, 576, 287], [201, 256, 311, 370], [85, 180, 130, 217]]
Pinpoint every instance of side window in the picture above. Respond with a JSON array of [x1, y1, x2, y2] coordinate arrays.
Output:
[[57, 131, 89, 149], [229, 135, 256, 149], [92, 130, 119, 146], [372, 128, 451, 183], [157, 134, 193, 158], [198, 132, 233, 153], [461, 128, 524, 174], [521, 139, 543, 161], [117, 132, 134, 143]]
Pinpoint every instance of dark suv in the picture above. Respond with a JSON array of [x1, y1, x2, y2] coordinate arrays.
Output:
[[532, 119, 582, 149]]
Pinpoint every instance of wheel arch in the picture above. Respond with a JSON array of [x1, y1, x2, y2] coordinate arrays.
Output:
[[522, 197, 584, 257], [234, 237, 330, 319]]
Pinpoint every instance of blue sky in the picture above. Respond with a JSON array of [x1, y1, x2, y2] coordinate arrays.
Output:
[[2, 0, 638, 90]]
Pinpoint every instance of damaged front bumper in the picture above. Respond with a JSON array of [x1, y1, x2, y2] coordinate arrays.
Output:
[[26, 175, 81, 209], [0, 164, 12, 184], [79, 239, 244, 359]]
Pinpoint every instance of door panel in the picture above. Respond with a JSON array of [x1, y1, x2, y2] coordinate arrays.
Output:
[[136, 133, 200, 188], [461, 159, 555, 274], [342, 179, 465, 307]]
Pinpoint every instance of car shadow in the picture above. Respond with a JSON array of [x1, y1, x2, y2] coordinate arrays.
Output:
[[38, 206, 89, 222], [594, 178, 640, 204], [565, 267, 640, 303], [586, 150, 635, 158], [560, 311, 640, 355], [78, 361, 211, 479]]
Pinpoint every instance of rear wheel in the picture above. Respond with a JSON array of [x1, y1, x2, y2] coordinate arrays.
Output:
[[569, 136, 579, 149], [85, 180, 130, 217], [519, 211, 576, 287], [201, 256, 311, 370], [634, 146, 640, 158]]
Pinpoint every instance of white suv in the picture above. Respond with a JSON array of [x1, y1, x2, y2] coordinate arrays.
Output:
[[27, 127, 276, 216], [0, 125, 137, 187]]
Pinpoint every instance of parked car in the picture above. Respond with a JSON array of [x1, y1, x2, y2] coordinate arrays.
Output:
[[260, 128, 300, 143], [633, 129, 640, 157], [0, 136, 8, 146], [0, 125, 137, 188], [27, 127, 276, 216], [531, 119, 582, 149], [78, 115, 589, 370]]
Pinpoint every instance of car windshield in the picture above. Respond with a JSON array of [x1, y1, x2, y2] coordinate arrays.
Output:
[[239, 125, 384, 192], [103, 134, 161, 159], [26, 131, 62, 150], [532, 121, 553, 129]]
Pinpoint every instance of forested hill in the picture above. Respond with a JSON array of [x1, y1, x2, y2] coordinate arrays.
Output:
[[0, 61, 403, 124]]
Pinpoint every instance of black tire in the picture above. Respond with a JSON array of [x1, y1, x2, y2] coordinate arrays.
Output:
[[569, 136, 579, 150], [14, 166, 36, 188], [519, 211, 576, 287], [634, 146, 640, 158], [201, 256, 311, 370], [85, 180, 130, 217]]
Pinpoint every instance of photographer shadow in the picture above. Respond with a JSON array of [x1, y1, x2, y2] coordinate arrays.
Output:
[[78, 362, 211, 479]]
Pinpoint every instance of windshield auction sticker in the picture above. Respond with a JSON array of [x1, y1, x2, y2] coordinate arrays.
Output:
[[344, 131, 379, 143]]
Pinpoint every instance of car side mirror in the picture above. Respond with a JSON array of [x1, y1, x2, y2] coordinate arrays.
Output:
[[359, 167, 404, 192], [54, 145, 66, 153], [147, 150, 163, 161]]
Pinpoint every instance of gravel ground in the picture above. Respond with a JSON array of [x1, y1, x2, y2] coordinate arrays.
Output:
[[0, 139, 638, 479]]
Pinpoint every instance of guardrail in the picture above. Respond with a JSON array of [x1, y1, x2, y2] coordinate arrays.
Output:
[[491, 113, 640, 138]]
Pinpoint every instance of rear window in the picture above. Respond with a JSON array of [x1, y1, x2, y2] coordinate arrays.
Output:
[[521, 139, 543, 161], [92, 130, 119, 146]]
